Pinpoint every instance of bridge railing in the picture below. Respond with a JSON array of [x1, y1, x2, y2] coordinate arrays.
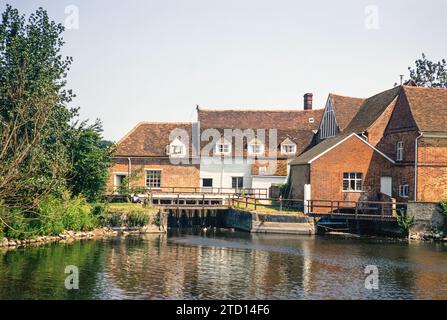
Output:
[[111, 186, 269, 198], [229, 196, 407, 219], [306, 199, 407, 219]]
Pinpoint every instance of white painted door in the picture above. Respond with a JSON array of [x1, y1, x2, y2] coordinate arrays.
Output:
[[380, 176, 392, 196]]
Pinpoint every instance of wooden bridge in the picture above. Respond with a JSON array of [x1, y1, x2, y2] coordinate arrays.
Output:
[[106, 188, 404, 222]]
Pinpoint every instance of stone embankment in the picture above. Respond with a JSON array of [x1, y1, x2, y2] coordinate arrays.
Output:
[[0, 224, 166, 250]]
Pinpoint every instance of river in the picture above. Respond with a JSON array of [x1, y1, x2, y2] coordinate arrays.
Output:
[[0, 229, 446, 300]]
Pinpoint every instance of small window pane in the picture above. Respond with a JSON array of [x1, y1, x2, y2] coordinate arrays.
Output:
[[343, 180, 349, 191], [146, 170, 161, 188], [202, 179, 213, 187]]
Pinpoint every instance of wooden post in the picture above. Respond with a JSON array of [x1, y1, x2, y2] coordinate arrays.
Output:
[[177, 194, 180, 215], [245, 196, 248, 209], [254, 197, 257, 211], [279, 196, 283, 212], [355, 202, 358, 219]]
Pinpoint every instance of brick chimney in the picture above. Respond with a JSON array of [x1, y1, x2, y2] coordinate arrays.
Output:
[[304, 93, 313, 110]]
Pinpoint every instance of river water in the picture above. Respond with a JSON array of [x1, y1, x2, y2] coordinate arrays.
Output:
[[0, 229, 446, 300]]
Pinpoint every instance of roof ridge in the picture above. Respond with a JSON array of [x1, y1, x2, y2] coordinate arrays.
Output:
[[329, 93, 365, 100], [198, 108, 324, 112], [403, 85, 447, 91]]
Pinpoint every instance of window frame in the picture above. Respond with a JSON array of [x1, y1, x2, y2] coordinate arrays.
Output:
[[202, 178, 213, 188], [396, 141, 404, 161], [170, 144, 185, 156], [232, 177, 244, 190], [215, 142, 231, 155], [145, 169, 162, 189], [399, 184, 409, 198], [248, 142, 264, 156], [343, 172, 363, 192], [281, 144, 297, 155]]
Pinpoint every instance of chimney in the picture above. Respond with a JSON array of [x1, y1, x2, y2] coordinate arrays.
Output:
[[304, 93, 313, 110]]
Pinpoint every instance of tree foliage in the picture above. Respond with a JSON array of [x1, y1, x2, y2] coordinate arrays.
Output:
[[408, 53, 447, 88], [0, 5, 113, 236], [0, 5, 75, 208], [67, 120, 113, 202]]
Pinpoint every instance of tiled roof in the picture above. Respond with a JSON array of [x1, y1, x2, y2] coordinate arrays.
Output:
[[403, 86, 447, 133], [329, 94, 365, 131], [115, 122, 193, 157], [344, 86, 401, 133], [198, 108, 324, 130], [198, 108, 323, 158], [252, 159, 289, 176]]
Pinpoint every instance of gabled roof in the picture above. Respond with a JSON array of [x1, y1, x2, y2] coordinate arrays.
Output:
[[344, 86, 401, 133], [328, 94, 365, 131], [198, 108, 324, 131], [115, 122, 193, 157], [402, 86, 447, 133], [290, 133, 394, 165]]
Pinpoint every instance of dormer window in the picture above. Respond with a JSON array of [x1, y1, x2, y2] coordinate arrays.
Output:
[[280, 138, 297, 155], [171, 145, 184, 155], [167, 138, 186, 157], [215, 138, 231, 155], [282, 144, 296, 154], [309, 117, 315, 123], [248, 139, 264, 155]]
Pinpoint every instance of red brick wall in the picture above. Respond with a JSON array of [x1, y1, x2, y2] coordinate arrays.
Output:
[[108, 158, 200, 193], [309, 136, 392, 212], [378, 92, 447, 202], [417, 137, 447, 202]]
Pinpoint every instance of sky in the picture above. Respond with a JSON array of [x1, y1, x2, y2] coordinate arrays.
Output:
[[4, 0, 447, 141]]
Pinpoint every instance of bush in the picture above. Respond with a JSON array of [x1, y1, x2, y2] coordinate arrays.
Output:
[[397, 209, 415, 237], [127, 211, 150, 227], [440, 200, 447, 231]]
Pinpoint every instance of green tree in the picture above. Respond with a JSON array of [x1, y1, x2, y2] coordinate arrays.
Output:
[[67, 120, 114, 202], [0, 5, 74, 209], [408, 53, 447, 88]]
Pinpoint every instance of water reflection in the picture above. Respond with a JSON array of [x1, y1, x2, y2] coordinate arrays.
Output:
[[0, 230, 447, 299]]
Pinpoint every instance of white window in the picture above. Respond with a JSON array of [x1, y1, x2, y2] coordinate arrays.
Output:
[[167, 138, 186, 157], [170, 145, 184, 155], [343, 172, 363, 192], [259, 166, 268, 175], [396, 141, 404, 161], [248, 140, 264, 155], [215, 143, 231, 154], [146, 170, 161, 189], [309, 117, 315, 123], [114, 174, 127, 188], [282, 144, 296, 154], [399, 185, 409, 198]]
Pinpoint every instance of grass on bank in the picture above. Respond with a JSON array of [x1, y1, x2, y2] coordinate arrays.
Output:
[[0, 194, 159, 240]]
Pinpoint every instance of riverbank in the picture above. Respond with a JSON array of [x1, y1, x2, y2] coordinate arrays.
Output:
[[0, 224, 166, 250]]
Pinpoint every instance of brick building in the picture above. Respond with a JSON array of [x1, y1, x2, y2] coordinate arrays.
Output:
[[108, 122, 200, 193], [290, 85, 447, 204]]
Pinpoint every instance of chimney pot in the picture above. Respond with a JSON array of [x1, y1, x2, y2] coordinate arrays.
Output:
[[304, 93, 313, 110]]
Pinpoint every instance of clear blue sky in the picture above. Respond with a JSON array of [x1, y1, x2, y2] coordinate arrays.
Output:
[[5, 0, 447, 141]]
